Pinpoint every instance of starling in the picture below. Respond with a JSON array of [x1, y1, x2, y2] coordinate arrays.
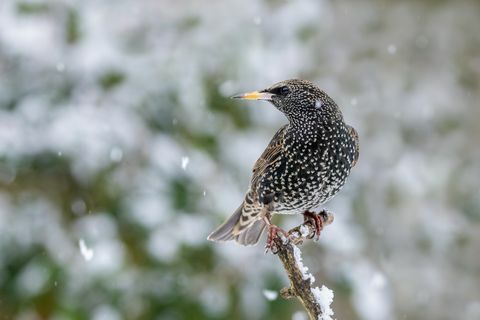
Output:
[[208, 79, 359, 247]]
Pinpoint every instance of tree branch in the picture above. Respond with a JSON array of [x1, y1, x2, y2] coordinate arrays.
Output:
[[271, 210, 335, 320]]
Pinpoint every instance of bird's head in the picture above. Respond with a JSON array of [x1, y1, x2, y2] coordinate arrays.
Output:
[[232, 79, 341, 123]]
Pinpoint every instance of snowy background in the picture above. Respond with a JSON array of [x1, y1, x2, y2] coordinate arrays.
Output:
[[1, 0, 480, 319]]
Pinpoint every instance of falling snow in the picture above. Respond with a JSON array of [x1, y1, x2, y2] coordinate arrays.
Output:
[[79, 239, 94, 261], [181, 157, 189, 170], [262, 289, 278, 301]]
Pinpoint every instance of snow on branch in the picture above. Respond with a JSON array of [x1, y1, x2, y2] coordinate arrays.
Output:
[[271, 210, 335, 320]]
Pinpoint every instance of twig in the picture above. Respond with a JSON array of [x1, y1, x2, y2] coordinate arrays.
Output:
[[271, 210, 335, 320]]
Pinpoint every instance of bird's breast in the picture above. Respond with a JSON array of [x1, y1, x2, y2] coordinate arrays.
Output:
[[271, 124, 355, 209]]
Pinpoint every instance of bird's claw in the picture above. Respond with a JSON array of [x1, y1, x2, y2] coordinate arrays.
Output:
[[265, 224, 288, 254], [303, 210, 326, 240]]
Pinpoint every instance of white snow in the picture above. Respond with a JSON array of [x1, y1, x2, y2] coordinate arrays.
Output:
[[292, 245, 335, 319], [311, 285, 335, 320], [299, 225, 310, 237], [292, 245, 315, 284], [181, 156, 189, 170], [262, 289, 278, 301], [79, 239, 94, 261]]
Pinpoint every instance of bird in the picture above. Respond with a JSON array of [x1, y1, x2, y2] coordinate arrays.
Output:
[[207, 79, 359, 248]]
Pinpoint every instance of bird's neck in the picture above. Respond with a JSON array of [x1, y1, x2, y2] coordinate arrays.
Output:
[[286, 113, 321, 144], [287, 110, 320, 129], [287, 111, 345, 143]]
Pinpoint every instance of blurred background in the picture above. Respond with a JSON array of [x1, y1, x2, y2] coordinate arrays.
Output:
[[1, 0, 479, 319]]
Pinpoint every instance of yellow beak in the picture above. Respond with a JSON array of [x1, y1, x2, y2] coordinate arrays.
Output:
[[231, 91, 274, 101]]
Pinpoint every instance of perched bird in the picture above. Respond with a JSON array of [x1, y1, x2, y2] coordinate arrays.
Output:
[[208, 79, 359, 247]]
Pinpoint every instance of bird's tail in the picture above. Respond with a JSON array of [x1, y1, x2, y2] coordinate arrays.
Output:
[[207, 204, 266, 246]]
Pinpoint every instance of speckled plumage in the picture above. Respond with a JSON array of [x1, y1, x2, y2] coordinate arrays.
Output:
[[208, 79, 359, 246]]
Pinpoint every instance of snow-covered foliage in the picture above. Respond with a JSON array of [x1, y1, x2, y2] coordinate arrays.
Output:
[[0, 0, 479, 319]]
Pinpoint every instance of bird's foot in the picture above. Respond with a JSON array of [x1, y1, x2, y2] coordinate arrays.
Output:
[[265, 223, 288, 254], [303, 210, 328, 240]]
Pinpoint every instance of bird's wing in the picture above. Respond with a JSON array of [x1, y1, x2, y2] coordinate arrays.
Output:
[[347, 125, 359, 167], [251, 124, 288, 189], [210, 125, 288, 243]]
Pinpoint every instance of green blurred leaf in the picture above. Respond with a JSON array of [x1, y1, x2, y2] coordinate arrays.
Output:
[[178, 15, 201, 32], [297, 24, 317, 43], [66, 9, 81, 44], [169, 175, 202, 212], [99, 70, 126, 91], [177, 244, 215, 272], [17, 2, 49, 14]]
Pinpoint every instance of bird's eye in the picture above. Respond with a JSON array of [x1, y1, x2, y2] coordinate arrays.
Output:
[[269, 86, 290, 96], [279, 86, 290, 95], [268, 86, 290, 96]]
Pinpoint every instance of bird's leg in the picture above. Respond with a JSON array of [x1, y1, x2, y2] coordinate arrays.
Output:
[[302, 210, 327, 240], [263, 213, 288, 253]]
